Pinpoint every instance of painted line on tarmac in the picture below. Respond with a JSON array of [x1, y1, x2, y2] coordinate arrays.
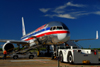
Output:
[[10, 59, 50, 63]]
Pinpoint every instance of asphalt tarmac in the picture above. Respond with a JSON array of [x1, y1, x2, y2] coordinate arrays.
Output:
[[0, 51, 100, 67], [0, 57, 100, 67]]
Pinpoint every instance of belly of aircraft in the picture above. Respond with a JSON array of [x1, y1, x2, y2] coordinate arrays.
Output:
[[39, 34, 69, 45]]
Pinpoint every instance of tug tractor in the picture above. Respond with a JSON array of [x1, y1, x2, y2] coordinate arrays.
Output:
[[52, 46, 99, 64]]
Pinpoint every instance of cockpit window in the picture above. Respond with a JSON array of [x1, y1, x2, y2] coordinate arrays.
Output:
[[57, 27, 63, 29], [50, 26, 56, 30], [53, 27, 56, 30], [50, 26, 63, 30], [50, 27, 52, 30]]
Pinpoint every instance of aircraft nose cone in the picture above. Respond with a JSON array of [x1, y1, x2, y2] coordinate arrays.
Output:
[[57, 33, 70, 42]]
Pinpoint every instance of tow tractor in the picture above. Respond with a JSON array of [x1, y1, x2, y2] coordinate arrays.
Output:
[[52, 46, 99, 64]]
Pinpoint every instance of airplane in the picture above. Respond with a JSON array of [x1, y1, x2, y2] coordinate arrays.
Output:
[[0, 17, 98, 53]]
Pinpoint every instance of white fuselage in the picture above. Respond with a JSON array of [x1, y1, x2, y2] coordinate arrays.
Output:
[[21, 22, 70, 46]]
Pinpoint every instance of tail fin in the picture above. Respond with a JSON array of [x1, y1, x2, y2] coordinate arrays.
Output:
[[22, 17, 26, 36]]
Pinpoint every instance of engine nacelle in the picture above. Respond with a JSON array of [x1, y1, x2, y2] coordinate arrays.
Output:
[[2, 41, 14, 53]]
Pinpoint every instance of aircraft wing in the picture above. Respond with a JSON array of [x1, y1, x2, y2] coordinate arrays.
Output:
[[0, 39, 29, 44], [70, 31, 99, 42]]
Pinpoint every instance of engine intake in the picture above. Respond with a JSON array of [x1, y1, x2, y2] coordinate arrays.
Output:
[[2, 42, 14, 53]]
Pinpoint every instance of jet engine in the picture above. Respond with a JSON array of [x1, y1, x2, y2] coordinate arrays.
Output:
[[2, 41, 14, 53]]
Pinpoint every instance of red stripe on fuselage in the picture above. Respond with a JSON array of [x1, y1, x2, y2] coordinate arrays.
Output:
[[24, 30, 70, 41]]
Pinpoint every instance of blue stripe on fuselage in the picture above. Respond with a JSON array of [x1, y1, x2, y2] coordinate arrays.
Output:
[[21, 27, 50, 40]]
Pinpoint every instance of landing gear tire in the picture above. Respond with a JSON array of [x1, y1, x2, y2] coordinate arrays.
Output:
[[60, 53, 63, 63], [13, 55, 18, 59], [29, 55, 34, 59], [67, 53, 73, 64], [51, 55, 54, 60]]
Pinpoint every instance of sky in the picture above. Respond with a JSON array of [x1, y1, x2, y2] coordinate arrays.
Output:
[[0, 0, 100, 48]]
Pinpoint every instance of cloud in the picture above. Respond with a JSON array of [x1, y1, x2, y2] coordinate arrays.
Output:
[[54, 2, 86, 11], [93, 11, 100, 15], [39, 1, 100, 19], [53, 2, 86, 14], [45, 11, 91, 19], [57, 14, 76, 19], [66, 2, 86, 7], [39, 8, 50, 13], [45, 14, 76, 19], [69, 11, 90, 16]]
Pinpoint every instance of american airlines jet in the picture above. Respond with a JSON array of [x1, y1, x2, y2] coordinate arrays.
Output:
[[0, 17, 98, 53]]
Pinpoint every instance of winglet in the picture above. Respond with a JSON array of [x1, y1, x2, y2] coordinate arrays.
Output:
[[22, 17, 26, 36], [96, 31, 98, 39]]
